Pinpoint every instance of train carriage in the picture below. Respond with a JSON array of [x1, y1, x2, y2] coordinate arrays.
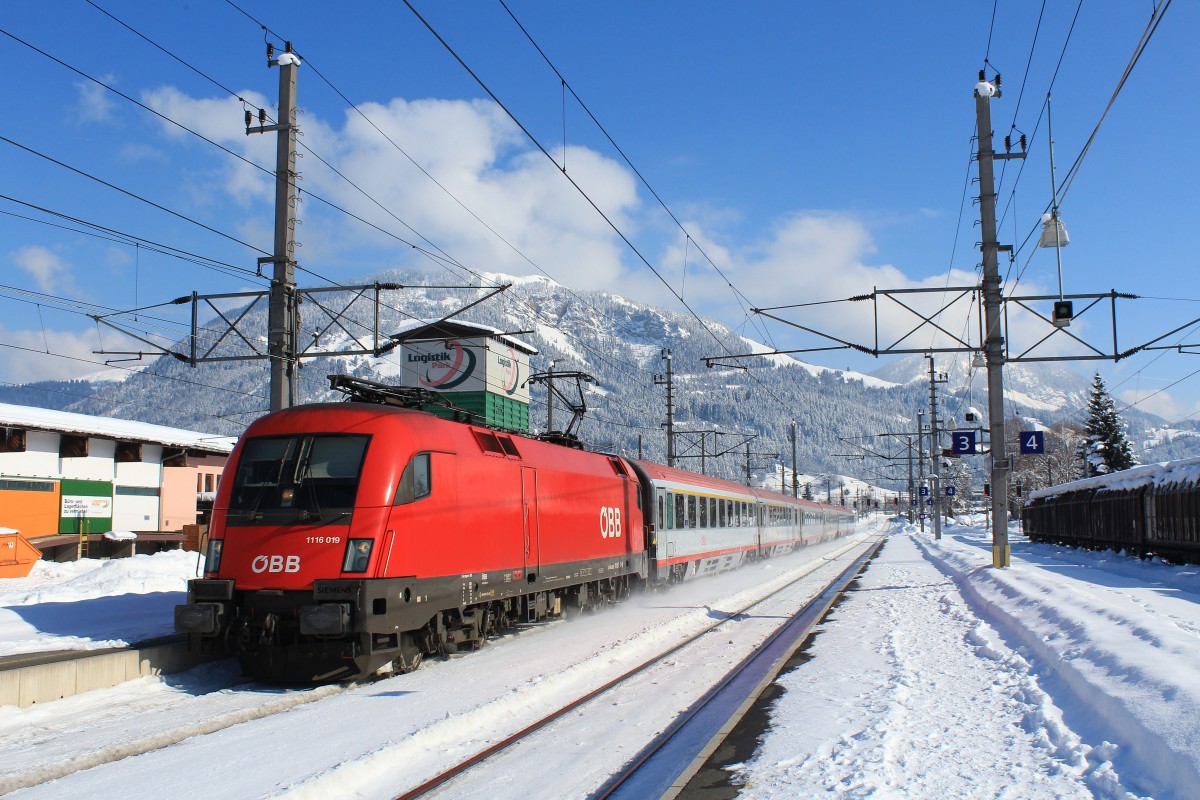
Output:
[[1024, 456, 1200, 564], [627, 460, 854, 582]]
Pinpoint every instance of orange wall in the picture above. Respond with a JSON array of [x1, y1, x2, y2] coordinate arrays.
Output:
[[161, 468, 196, 532], [0, 485, 61, 539]]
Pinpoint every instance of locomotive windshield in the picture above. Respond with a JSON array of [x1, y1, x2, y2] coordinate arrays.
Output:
[[227, 434, 369, 525]]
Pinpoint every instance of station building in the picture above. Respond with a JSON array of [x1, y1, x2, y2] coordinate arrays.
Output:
[[0, 403, 235, 564]]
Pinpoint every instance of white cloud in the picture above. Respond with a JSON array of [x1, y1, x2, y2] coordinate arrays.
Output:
[[304, 97, 640, 292], [134, 88, 1013, 356], [1118, 387, 1199, 422], [141, 86, 275, 206], [74, 75, 117, 123], [0, 325, 107, 384], [11, 246, 74, 294]]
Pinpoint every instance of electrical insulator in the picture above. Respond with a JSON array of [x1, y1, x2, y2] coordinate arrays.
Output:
[[1020, 134, 1027, 152], [1004, 135, 1012, 152], [994, 73, 1002, 89], [978, 69, 986, 82], [244, 109, 252, 128], [259, 108, 266, 125], [267, 43, 274, 60], [285, 41, 293, 53]]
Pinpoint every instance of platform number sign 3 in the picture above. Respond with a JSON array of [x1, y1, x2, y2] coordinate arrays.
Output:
[[951, 431, 976, 455], [1019, 431, 1045, 455]]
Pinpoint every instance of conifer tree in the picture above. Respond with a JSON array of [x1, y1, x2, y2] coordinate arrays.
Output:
[[1081, 373, 1136, 475]]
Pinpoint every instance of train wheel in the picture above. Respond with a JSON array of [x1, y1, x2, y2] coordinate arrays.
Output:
[[393, 634, 425, 674]]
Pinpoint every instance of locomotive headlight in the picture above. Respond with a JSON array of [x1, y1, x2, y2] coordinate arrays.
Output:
[[206, 539, 224, 573], [342, 538, 373, 573]]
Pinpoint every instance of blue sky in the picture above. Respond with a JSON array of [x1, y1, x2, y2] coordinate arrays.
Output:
[[1, 1, 1196, 421]]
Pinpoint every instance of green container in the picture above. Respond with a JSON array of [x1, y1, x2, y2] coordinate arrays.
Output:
[[424, 391, 530, 432]]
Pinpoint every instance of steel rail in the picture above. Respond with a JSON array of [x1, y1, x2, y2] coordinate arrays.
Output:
[[595, 536, 885, 800], [394, 536, 882, 800]]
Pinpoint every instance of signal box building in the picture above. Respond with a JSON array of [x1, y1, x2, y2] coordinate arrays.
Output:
[[0, 403, 234, 562], [392, 320, 538, 432]]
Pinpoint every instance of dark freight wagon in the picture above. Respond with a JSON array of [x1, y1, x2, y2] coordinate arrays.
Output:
[[1024, 458, 1200, 564]]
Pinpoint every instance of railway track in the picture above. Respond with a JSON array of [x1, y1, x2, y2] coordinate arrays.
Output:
[[1, 532, 882, 798], [395, 534, 884, 800]]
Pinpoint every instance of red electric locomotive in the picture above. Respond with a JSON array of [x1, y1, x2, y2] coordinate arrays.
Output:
[[176, 380, 854, 681]]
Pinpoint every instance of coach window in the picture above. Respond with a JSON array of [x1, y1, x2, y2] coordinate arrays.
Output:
[[719, 500, 727, 528], [657, 495, 665, 529], [674, 493, 685, 529], [395, 453, 432, 505], [687, 495, 697, 528], [699, 496, 708, 528]]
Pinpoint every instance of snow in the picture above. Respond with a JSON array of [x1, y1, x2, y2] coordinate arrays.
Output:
[[0, 550, 200, 656], [0, 403, 235, 453], [736, 336, 898, 388], [1029, 455, 1200, 501], [1, 521, 1198, 799], [534, 322, 585, 362]]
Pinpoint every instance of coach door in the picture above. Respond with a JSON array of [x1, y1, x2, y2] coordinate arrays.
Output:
[[656, 488, 675, 563], [522, 467, 541, 575]]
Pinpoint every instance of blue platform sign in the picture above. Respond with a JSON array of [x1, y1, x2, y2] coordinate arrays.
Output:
[[946, 486, 956, 496], [910, 499, 918, 507], [951, 430, 976, 454], [919, 486, 929, 497], [1019, 430, 1045, 455]]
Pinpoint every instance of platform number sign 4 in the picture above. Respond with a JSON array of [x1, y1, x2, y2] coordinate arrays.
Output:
[[1019, 431, 1045, 455], [951, 431, 976, 455]]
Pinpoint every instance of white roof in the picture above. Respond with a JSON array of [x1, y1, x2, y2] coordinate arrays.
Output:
[[1028, 455, 1200, 502], [0, 403, 236, 454], [391, 319, 538, 355]]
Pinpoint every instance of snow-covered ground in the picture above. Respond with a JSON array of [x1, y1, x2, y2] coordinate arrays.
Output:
[[0, 549, 203, 656], [1, 519, 1198, 799]]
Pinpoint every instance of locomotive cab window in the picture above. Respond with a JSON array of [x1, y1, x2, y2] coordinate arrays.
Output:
[[395, 453, 432, 505], [228, 434, 369, 525]]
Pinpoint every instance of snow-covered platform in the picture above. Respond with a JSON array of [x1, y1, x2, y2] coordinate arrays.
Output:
[[724, 519, 1200, 799], [0, 550, 200, 660]]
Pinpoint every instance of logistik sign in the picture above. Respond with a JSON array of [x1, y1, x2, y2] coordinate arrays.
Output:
[[411, 339, 476, 390], [497, 347, 519, 396]]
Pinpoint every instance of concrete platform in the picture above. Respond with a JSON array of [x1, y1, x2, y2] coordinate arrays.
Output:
[[0, 637, 225, 708]]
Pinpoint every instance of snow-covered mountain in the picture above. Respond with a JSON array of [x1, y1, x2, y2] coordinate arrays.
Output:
[[869, 355, 1092, 417], [3, 270, 1196, 484]]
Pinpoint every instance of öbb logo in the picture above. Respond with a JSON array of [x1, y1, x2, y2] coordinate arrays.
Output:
[[599, 507, 622, 539], [252, 554, 300, 574]]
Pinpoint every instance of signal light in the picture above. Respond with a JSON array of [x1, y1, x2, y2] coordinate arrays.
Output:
[[1053, 300, 1074, 328], [983, 483, 991, 497]]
